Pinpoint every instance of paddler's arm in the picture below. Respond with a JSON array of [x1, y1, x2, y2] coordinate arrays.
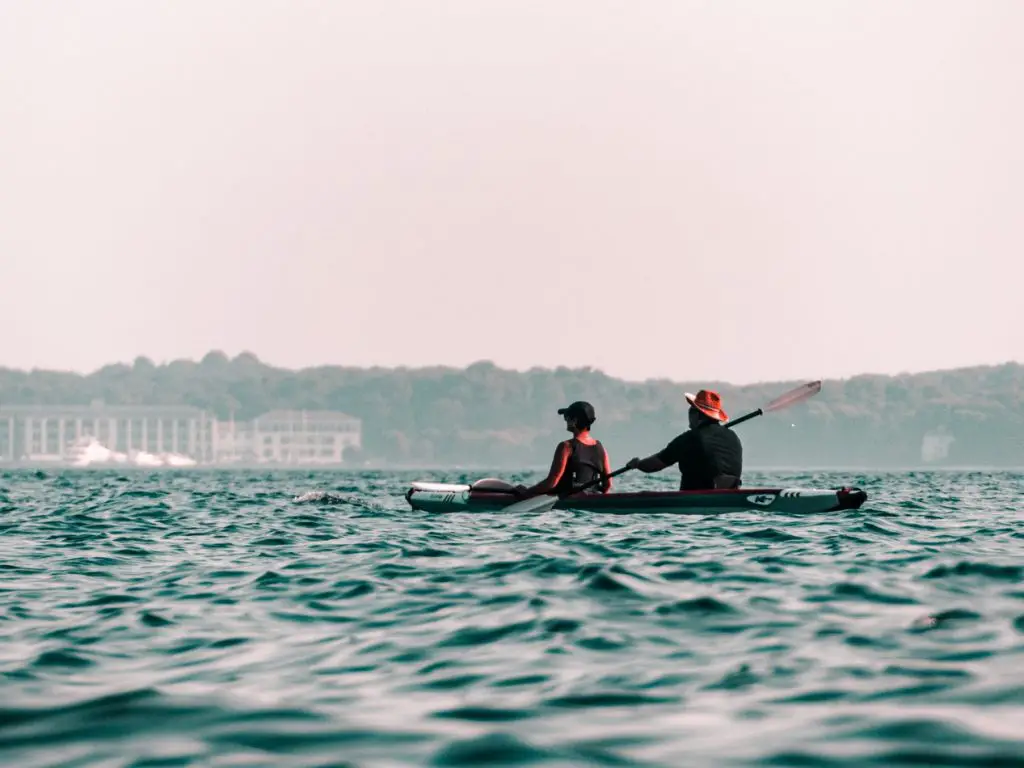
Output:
[[625, 454, 668, 473], [516, 442, 570, 499], [601, 446, 613, 493], [626, 434, 686, 473]]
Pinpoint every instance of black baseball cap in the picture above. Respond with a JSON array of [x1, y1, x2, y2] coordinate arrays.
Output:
[[557, 401, 596, 424]]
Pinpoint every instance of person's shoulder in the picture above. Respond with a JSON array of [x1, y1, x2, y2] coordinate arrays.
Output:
[[716, 424, 742, 447], [723, 423, 742, 440], [665, 430, 695, 451]]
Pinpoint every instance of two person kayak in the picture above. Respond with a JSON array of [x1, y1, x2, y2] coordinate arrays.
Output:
[[406, 479, 868, 515], [405, 382, 869, 514]]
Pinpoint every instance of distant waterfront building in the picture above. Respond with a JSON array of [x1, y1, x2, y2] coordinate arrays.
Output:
[[0, 403, 214, 463], [212, 410, 362, 465], [0, 403, 362, 466], [921, 427, 955, 463]]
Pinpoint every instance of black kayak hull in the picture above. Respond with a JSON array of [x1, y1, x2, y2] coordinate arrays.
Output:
[[406, 479, 868, 515]]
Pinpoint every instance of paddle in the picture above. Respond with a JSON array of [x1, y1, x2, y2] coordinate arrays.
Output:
[[501, 379, 823, 514], [722, 379, 822, 429]]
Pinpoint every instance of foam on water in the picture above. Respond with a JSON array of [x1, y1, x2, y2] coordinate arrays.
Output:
[[0, 468, 1021, 766], [64, 437, 198, 468]]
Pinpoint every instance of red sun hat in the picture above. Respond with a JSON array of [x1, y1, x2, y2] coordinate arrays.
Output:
[[685, 389, 728, 422]]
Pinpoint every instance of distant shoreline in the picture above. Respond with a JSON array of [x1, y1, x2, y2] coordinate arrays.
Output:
[[2, 353, 1022, 467]]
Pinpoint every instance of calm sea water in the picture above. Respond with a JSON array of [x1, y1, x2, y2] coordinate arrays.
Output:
[[0, 469, 1021, 767]]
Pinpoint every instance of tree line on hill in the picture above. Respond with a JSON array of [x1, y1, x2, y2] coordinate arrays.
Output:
[[1, 352, 1022, 467]]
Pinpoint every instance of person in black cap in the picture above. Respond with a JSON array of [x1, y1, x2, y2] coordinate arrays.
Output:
[[514, 401, 613, 500]]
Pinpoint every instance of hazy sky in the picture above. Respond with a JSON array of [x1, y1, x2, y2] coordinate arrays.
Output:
[[2, 1, 1021, 384]]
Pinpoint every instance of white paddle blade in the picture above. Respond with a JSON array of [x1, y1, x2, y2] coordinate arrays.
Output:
[[502, 494, 559, 514], [763, 380, 821, 413]]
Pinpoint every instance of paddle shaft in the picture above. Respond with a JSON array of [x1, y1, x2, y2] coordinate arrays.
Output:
[[722, 408, 762, 429], [569, 464, 632, 495]]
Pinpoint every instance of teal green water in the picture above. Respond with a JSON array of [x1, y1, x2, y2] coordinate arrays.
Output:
[[1, 469, 1022, 767]]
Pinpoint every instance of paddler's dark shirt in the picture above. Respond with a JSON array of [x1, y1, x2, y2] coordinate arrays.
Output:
[[656, 422, 742, 491]]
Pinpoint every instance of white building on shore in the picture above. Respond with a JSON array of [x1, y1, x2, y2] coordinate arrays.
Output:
[[0, 403, 362, 466], [213, 410, 362, 465]]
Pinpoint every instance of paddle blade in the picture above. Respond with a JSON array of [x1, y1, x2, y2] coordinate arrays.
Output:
[[502, 494, 560, 514], [762, 380, 821, 413]]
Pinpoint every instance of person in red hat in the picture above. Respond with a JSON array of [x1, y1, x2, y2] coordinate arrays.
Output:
[[514, 400, 613, 500], [626, 389, 743, 490]]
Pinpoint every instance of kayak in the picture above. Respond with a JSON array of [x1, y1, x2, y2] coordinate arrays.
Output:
[[405, 478, 868, 515]]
